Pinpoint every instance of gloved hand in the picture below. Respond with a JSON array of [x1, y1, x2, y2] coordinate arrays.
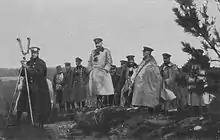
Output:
[[20, 60, 27, 65], [20, 60, 29, 68]]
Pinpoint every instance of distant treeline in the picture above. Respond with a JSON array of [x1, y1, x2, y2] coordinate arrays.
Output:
[[0, 67, 56, 81]]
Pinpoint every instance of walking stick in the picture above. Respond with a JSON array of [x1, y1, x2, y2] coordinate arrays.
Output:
[[5, 69, 22, 128]]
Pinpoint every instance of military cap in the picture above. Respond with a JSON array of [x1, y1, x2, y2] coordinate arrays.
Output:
[[56, 65, 62, 69], [120, 60, 127, 64], [126, 55, 135, 61], [111, 65, 116, 68], [30, 47, 40, 53], [162, 53, 171, 58], [75, 57, 82, 62], [143, 46, 154, 52], [64, 62, 71, 66], [56, 65, 62, 72], [197, 49, 204, 54], [93, 38, 103, 44]]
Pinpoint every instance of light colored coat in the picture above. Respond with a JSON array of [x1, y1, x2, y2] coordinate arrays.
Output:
[[131, 56, 166, 107], [87, 47, 114, 96]]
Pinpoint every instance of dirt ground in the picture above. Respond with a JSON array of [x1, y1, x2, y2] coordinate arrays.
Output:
[[0, 122, 51, 140]]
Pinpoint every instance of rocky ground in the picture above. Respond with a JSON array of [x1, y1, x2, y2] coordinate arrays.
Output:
[[0, 106, 220, 140]]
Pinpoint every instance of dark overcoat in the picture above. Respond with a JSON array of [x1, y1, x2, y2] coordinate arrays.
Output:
[[17, 57, 51, 123], [72, 65, 89, 101], [63, 68, 74, 102]]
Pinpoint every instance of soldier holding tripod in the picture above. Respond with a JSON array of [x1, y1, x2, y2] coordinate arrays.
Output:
[[16, 44, 51, 128]]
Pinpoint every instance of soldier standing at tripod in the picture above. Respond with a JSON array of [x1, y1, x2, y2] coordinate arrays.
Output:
[[17, 46, 51, 128]]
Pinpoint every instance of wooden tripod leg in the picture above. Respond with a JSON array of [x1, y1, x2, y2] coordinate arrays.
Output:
[[24, 68, 34, 125], [5, 68, 22, 128]]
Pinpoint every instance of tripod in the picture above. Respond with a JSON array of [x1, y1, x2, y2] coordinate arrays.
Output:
[[5, 37, 34, 128], [5, 60, 34, 127]]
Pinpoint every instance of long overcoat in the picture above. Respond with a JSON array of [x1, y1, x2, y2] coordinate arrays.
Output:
[[131, 56, 166, 108], [87, 47, 114, 96], [63, 68, 74, 102], [72, 65, 89, 101], [17, 57, 51, 123]]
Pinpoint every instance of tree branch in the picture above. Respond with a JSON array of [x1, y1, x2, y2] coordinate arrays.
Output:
[[215, 0, 220, 12], [201, 35, 220, 58]]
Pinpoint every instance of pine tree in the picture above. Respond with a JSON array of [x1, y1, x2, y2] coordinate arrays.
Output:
[[215, 0, 220, 12], [173, 0, 220, 97]]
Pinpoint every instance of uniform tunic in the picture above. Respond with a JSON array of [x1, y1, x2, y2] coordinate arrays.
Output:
[[120, 64, 137, 106], [160, 62, 179, 101], [63, 69, 74, 102], [72, 65, 89, 101], [52, 72, 64, 104]]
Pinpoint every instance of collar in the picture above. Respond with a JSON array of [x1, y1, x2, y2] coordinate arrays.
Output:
[[143, 55, 153, 62], [94, 47, 104, 56], [76, 65, 82, 68], [163, 62, 173, 67]]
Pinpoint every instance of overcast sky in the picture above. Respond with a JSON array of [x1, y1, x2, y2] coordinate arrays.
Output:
[[0, 0, 219, 68]]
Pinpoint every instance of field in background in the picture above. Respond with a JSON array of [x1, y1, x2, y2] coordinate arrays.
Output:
[[0, 67, 56, 126], [0, 67, 56, 80]]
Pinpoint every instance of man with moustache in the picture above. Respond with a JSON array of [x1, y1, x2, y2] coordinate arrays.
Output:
[[160, 53, 179, 112], [130, 46, 166, 113], [18, 47, 51, 128], [87, 38, 114, 107], [72, 57, 89, 109], [63, 62, 74, 112], [120, 55, 138, 107]]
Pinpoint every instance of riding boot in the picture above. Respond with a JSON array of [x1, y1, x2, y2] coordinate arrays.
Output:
[[96, 95, 102, 108]]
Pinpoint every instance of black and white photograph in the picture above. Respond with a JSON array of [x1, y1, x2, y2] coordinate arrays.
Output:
[[0, 0, 220, 139]]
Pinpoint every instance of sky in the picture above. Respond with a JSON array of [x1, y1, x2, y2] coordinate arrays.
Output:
[[0, 0, 219, 68]]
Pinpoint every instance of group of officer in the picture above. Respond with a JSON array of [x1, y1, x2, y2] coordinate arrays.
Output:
[[52, 57, 89, 112], [51, 38, 181, 113], [16, 37, 207, 128]]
